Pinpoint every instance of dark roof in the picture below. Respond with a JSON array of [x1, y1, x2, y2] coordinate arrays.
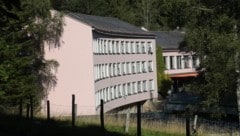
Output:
[[68, 13, 155, 37], [153, 31, 184, 50]]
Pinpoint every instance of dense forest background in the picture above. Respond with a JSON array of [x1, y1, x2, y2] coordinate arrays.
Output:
[[51, 0, 189, 31]]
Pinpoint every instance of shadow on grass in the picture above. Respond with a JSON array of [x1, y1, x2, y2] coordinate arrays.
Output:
[[0, 114, 129, 136]]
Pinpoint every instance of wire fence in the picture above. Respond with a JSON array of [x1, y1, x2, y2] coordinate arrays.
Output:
[[3, 96, 240, 136], [72, 111, 239, 136]]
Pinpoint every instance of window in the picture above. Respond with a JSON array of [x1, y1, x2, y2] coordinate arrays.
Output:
[[149, 80, 154, 90], [116, 41, 120, 54], [148, 61, 153, 72], [147, 42, 153, 54], [122, 62, 126, 75], [123, 83, 127, 96], [121, 41, 125, 54], [137, 61, 142, 73], [114, 85, 119, 99], [106, 87, 110, 101], [132, 62, 136, 74], [143, 80, 147, 91], [136, 42, 140, 54], [110, 86, 114, 100], [177, 56, 182, 69], [103, 40, 107, 54], [105, 64, 109, 78], [192, 55, 198, 68], [142, 61, 147, 73], [98, 40, 102, 54], [132, 82, 137, 94], [131, 42, 135, 53], [170, 56, 174, 69], [137, 81, 142, 93], [141, 42, 146, 53], [113, 63, 117, 76], [117, 63, 121, 75], [163, 56, 168, 70], [102, 64, 105, 78], [99, 65, 102, 79], [104, 40, 108, 54], [184, 55, 189, 68], [108, 40, 112, 54], [118, 84, 122, 97], [109, 63, 112, 77], [127, 83, 132, 95], [112, 41, 116, 54], [102, 88, 106, 102], [126, 41, 129, 54], [127, 62, 131, 74]]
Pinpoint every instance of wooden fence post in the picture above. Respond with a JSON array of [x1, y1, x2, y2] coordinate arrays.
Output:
[[193, 114, 198, 135], [19, 98, 22, 117], [137, 102, 141, 136], [72, 94, 75, 128], [100, 99, 104, 130], [30, 96, 33, 120], [47, 100, 50, 121], [186, 108, 190, 136]]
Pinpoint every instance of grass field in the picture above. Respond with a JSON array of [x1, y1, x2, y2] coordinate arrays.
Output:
[[0, 114, 184, 136]]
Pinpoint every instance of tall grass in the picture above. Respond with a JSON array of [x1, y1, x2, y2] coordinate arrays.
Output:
[[70, 114, 239, 136], [73, 114, 185, 136]]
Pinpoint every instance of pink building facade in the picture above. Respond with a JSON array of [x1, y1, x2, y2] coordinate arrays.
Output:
[[43, 13, 158, 116]]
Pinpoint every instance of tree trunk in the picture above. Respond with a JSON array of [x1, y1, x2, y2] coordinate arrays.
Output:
[[235, 52, 240, 136]]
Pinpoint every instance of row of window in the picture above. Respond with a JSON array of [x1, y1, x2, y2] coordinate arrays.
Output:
[[94, 61, 154, 81], [163, 55, 199, 70], [93, 38, 153, 55], [95, 79, 155, 106]]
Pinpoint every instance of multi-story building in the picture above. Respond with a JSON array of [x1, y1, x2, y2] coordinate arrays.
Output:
[[153, 31, 200, 92], [43, 13, 158, 116]]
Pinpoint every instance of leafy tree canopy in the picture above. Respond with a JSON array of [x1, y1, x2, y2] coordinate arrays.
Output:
[[0, 0, 63, 113]]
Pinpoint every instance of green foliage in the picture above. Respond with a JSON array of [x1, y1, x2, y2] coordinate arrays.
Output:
[[185, 0, 240, 114], [156, 46, 172, 98], [0, 0, 63, 113], [51, 0, 190, 30]]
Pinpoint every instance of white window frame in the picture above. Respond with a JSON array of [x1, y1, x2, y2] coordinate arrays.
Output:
[[136, 42, 140, 54], [143, 80, 147, 92], [137, 61, 141, 73], [141, 42, 146, 54], [142, 61, 147, 73], [148, 61, 153, 72], [106, 87, 110, 101], [117, 63, 121, 75], [132, 62, 136, 74], [125, 41, 129, 54], [108, 40, 112, 54], [118, 84, 122, 97], [110, 86, 114, 100], [149, 79, 154, 90], [127, 82, 132, 95], [114, 85, 118, 98], [147, 42, 153, 54], [116, 41, 120, 54], [122, 62, 126, 75], [131, 41, 135, 54], [137, 81, 142, 93], [121, 41, 125, 54]]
